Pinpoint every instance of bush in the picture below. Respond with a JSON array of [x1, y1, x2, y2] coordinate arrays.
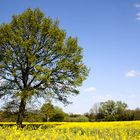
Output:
[[64, 115, 89, 122]]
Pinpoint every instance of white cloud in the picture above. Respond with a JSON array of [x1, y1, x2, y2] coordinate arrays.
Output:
[[84, 87, 96, 93], [134, 3, 140, 8], [134, 4, 140, 20], [125, 70, 140, 77]]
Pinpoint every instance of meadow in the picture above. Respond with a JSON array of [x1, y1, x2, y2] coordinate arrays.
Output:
[[0, 121, 140, 140]]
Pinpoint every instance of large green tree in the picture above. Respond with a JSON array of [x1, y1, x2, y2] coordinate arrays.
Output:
[[99, 100, 127, 121], [0, 8, 88, 128]]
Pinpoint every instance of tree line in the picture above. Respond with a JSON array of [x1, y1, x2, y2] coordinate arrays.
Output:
[[0, 100, 140, 122], [85, 100, 140, 121]]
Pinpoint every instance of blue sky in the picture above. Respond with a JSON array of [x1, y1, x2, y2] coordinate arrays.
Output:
[[0, 0, 140, 114]]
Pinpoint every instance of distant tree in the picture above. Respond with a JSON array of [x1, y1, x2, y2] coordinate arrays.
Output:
[[24, 110, 42, 122], [41, 103, 55, 121], [0, 101, 18, 122], [114, 101, 128, 120], [89, 103, 100, 115], [135, 107, 140, 111], [122, 110, 134, 121], [133, 108, 140, 120], [115, 101, 127, 114], [50, 106, 66, 122], [86, 103, 101, 121], [98, 100, 128, 121], [99, 100, 116, 116], [0, 8, 88, 128], [65, 114, 89, 122]]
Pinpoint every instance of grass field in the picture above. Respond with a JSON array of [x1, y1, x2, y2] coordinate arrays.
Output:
[[0, 121, 140, 140]]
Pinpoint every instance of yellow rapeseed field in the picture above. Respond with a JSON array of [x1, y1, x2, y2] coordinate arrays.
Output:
[[0, 121, 140, 140]]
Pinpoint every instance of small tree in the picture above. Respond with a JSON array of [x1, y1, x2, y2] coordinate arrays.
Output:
[[50, 106, 66, 122], [41, 103, 55, 121], [0, 100, 18, 122], [0, 8, 88, 128], [90, 103, 100, 115], [89, 103, 101, 121]]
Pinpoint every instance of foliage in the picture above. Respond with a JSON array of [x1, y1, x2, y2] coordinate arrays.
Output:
[[88, 100, 129, 121], [99, 100, 126, 115], [50, 106, 66, 122], [40, 103, 67, 122], [65, 115, 89, 122], [0, 102, 140, 122], [24, 110, 42, 122], [0, 8, 88, 127], [133, 108, 140, 120], [41, 103, 55, 121]]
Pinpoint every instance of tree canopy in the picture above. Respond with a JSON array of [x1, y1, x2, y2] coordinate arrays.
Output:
[[99, 100, 128, 121], [41, 102, 55, 121], [0, 8, 88, 128], [99, 100, 127, 116]]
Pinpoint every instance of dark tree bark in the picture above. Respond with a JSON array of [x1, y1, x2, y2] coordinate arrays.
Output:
[[16, 98, 26, 128]]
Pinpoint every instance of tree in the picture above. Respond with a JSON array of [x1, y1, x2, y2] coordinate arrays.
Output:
[[89, 102, 102, 121], [99, 100, 116, 116], [115, 101, 127, 114], [90, 103, 100, 115], [99, 100, 128, 121], [50, 106, 66, 122], [0, 8, 88, 128], [133, 108, 140, 120], [65, 113, 89, 122], [41, 103, 55, 121]]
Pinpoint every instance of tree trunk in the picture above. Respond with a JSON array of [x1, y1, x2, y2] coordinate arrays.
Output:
[[16, 98, 26, 129]]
